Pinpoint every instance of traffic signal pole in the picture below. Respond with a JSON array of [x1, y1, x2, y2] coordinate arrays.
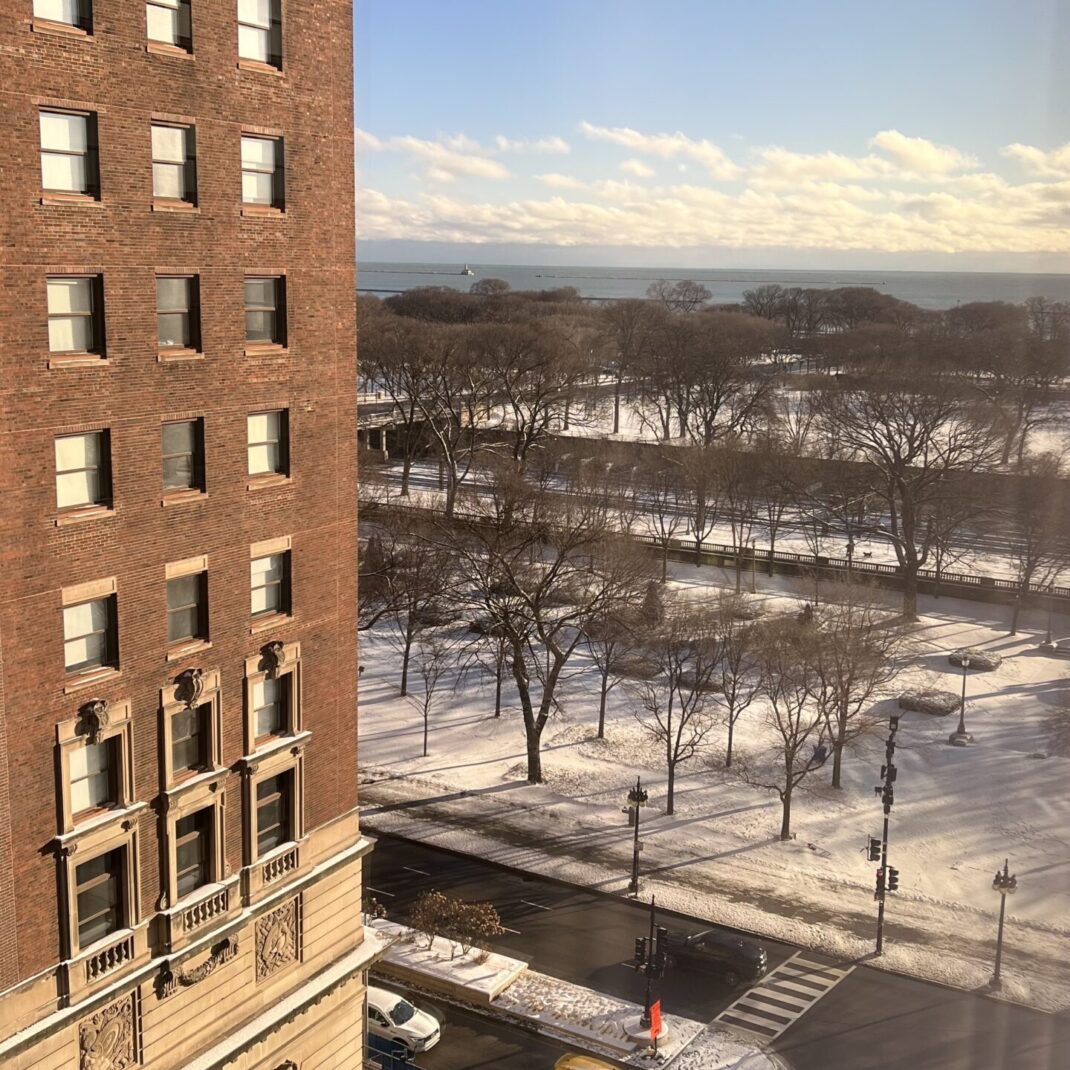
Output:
[[873, 715, 901, 956]]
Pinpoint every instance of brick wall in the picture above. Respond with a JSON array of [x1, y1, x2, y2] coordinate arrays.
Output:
[[0, 0, 357, 987]]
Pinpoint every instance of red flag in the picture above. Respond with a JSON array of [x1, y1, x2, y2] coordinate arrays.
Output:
[[650, 1000, 662, 1040]]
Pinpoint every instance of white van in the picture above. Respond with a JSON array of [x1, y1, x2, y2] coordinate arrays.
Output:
[[366, 984, 441, 1056]]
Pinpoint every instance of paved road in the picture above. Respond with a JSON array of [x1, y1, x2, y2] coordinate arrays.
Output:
[[371, 1000, 574, 1070], [366, 833, 1070, 1070]]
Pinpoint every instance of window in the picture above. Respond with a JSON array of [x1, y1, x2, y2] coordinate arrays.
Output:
[[34, 0, 93, 29], [247, 410, 288, 477], [156, 276, 199, 351], [69, 739, 117, 815], [162, 419, 205, 493], [146, 0, 191, 50], [151, 124, 196, 203], [166, 572, 208, 644], [55, 431, 110, 510], [171, 704, 209, 776], [75, 849, 123, 946], [244, 277, 285, 346], [241, 136, 284, 208], [63, 596, 117, 673], [256, 772, 291, 855], [251, 552, 290, 618], [39, 111, 98, 196], [237, 0, 281, 68], [252, 676, 288, 739], [47, 277, 103, 357], [175, 809, 211, 897]]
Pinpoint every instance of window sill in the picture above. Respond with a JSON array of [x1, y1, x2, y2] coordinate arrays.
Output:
[[63, 665, 120, 695], [158, 347, 203, 363], [164, 766, 225, 798], [162, 490, 208, 507], [40, 193, 102, 207], [56, 504, 115, 527], [250, 612, 293, 636], [166, 639, 212, 663], [56, 801, 148, 847], [146, 40, 194, 59], [47, 353, 108, 369], [241, 205, 286, 218], [244, 344, 288, 357], [31, 18, 91, 39], [238, 58, 283, 76], [152, 199, 199, 214], [247, 473, 292, 491], [241, 730, 311, 766]]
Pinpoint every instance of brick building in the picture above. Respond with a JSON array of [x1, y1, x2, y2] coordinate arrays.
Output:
[[0, 2, 375, 1067]]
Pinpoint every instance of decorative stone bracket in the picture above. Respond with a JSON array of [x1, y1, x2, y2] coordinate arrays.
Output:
[[78, 698, 110, 744], [174, 667, 206, 709]]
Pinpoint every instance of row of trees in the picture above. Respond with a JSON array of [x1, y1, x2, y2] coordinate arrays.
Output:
[[359, 470, 909, 840]]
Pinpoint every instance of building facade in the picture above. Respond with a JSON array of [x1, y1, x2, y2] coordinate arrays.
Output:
[[0, 2, 372, 1067]]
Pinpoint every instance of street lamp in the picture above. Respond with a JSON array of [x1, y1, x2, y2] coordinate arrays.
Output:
[[948, 655, 974, 746], [625, 777, 649, 895], [750, 539, 757, 594], [991, 859, 1018, 990]]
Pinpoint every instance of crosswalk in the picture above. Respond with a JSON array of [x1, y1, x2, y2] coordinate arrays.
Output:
[[714, 951, 854, 1041]]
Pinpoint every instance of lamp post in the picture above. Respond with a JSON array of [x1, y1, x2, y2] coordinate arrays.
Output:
[[846, 536, 856, 578], [626, 777, 648, 895], [948, 655, 973, 746], [750, 539, 757, 594], [872, 714, 900, 955], [991, 859, 1017, 990]]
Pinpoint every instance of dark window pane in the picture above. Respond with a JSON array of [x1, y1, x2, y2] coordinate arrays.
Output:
[[175, 810, 210, 896], [171, 705, 206, 774], [76, 850, 122, 946]]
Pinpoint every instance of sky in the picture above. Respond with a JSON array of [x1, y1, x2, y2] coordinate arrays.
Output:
[[354, 1, 1070, 272]]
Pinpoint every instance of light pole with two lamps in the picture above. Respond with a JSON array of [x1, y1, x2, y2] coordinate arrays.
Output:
[[625, 777, 649, 895], [991, 859, 1018, 990]]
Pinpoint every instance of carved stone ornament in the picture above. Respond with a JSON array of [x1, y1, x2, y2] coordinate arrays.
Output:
[[79, 994, 136, 1070], [174, 667, 206, 709], [78, 699, 110, 745], [157, 938, 239, 999], [255, 898, 298, 981], [261, 640, 287, 679]]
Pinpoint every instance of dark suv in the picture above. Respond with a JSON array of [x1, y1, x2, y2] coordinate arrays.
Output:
[[662, 928, 768, 988]]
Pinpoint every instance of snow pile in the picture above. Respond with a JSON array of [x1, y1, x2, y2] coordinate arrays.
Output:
[[671, 1028, 783, 1070]]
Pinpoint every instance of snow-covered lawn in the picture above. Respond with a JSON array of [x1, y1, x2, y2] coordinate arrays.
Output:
[[358, 562, 1070, 1012]]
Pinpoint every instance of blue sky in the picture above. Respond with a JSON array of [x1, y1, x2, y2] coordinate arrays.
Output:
[[354, 1, 1070, 271]]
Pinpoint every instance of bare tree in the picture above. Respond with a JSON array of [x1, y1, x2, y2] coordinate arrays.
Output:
[[600, 299, 667, 435], [716, 599, 762, 769], [642, 453, 687, 582], [679, 445, 720, 565], [744, 620, 826, 841], [585, 605, 640, 739], [407, 631, 464, 757], [647, 279, 712, 314], [445, 474, 646, 782], [810, 580, 905, 788], [818, 367, 1001, 619], [632, 601, 723, 814]]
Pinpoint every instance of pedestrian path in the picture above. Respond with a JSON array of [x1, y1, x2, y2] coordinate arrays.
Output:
[[713, 951, 854, 1041]]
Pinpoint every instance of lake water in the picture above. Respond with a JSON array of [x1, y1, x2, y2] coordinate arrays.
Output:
[[358, 261, 1070, 311]]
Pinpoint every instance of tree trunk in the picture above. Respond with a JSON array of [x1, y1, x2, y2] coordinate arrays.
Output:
[[400, 622, 414, 696], [735, 549, 742, 594], [901, 570, 919, 622], [725, 712, 735, 768], [525, 727, 543, 784], [597, 667, 609, 738], [612, 376, 622, 435], [494, 655, 503, 717], [661, 542, 669, 583], [400, 455, 413, 497], [830, 708, 847, 790], [780, 786, 793, 841], [666, 761, 676, 816], [423, 703, 429, 757]]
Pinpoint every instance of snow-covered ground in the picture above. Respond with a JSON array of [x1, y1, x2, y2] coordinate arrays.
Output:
[[358, 562, 1070, 1012]]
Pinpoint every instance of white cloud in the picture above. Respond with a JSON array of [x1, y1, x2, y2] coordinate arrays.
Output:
[[536, 173, 588, 190], [1001, 142, 1070, 178], [496, 135, 570, 154], [869, 129, 978, 174], [620, 158, 655, 178], [355, 128, 509, 182], [579, 121, 742, 179]]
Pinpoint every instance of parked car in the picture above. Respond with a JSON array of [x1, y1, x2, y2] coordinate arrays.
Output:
[[366, 984, 441, 1056], [661, 928, 768, 988]]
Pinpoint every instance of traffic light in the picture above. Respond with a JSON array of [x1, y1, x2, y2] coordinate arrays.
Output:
[[880, 764, 897, 782], [867, 837, 881, 861], [634, 937, 646, 964], [887, 868, 900, 892], [874, 868, 885, 900]]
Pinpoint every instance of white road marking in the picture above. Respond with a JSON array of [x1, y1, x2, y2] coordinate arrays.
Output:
[[402, 866, 431, 877], [521, 899, 553, 911], [365, 886, 396, 898]]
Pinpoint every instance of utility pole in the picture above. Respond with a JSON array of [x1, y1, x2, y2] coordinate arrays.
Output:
[[872, 714, 901, 955], [624, 777, 648, 896]]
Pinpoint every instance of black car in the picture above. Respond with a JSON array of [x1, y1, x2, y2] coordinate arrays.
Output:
[[661, 927, 768, 988]]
